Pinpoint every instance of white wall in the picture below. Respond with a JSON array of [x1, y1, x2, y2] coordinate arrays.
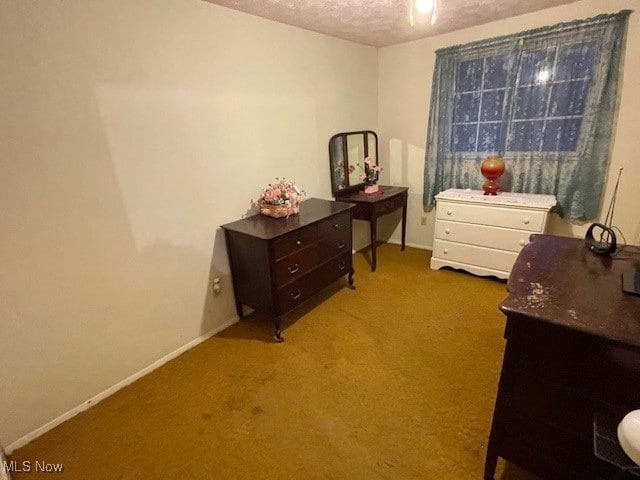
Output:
[[0, 0, 378, 448], [378, 0, 640, 249]]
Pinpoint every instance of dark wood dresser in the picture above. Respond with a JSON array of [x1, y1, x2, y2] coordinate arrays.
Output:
[[334, 185, 408, 271], [221, 198, 355, 342], [485, 235, 640, 479]]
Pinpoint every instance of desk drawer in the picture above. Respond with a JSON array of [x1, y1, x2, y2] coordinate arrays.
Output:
[[374, 191, 406, 216], [272, 224, 318, 260], [433, 239, 518, 272], [435, 220, 531, 252], [436, 201, 546, 232]]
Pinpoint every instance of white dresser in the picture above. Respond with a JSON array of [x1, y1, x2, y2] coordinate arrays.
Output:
[[430, 189, 557, 279]]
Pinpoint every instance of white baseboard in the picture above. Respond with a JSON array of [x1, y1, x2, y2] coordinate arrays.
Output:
[[386, 239, 432, 251], [0, 448, 11, 480], [5, 316, 238, 455]]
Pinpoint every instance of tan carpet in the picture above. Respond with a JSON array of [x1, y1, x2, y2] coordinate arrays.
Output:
[[9, 244, 539, 479]]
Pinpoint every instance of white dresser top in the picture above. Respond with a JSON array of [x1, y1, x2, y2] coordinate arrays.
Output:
[[435, 188, 557, 210]]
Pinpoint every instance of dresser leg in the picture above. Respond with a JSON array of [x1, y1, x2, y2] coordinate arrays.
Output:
[[274, 317, 284, 343], [348, 268, 356, 289]]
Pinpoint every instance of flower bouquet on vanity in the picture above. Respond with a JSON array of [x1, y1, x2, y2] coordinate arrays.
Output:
[[349, 156, 382, 195], [251, 178, 305, 218]]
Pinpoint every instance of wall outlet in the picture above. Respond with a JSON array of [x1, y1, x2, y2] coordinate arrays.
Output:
[[420, 216, 427, 226], [213, 277, 222, 295]]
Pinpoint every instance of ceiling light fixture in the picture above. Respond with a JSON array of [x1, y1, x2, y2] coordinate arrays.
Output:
[[409, 0, 438, 27]]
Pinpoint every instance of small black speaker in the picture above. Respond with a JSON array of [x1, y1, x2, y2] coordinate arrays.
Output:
[[585, 223, 617, 255]]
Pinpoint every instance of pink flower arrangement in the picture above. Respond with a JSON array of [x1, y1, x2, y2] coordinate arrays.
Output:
[[251, 177, 305, 209], [348, 156, 382, 186]]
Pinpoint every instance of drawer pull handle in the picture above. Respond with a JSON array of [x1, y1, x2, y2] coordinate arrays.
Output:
[[333, 223, 340, 228], [291, 290, 302, 300], [519, 239, 526, 247], [288, 264, 299, 274], [296, 240, 302, 246], [443, 248, 449, 254], [336, 241, 345, 249], [522, 217, 530, 225], [445, 228, 451, 234], [337, 262, 346, 271], [446, 209, 453, 216]]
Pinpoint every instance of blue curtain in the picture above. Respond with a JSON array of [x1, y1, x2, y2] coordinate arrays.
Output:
[[423, 11, 631, 220]]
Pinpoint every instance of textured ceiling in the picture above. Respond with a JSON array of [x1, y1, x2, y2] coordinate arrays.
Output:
[[203, 0, 581, 47]]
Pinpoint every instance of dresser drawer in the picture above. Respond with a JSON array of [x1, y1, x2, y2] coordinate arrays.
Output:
[[272, 224, 318, 260], [318, 211, 351, 236], [277, 253, 352, 313], [274, 245, 319, 286], [437, 201, 546, 232], [433, 239, 518, 273], [319, 234, 351, 262], [435, 220, 531, 253]]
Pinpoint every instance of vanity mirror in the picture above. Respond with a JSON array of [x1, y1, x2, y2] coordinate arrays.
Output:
[[328, 130, 409, 272], [329, 130, 378, 195]]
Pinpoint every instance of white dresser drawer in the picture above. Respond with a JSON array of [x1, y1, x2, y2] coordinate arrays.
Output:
[[437, 201, 546, 232], [436, 220, 532, 253], [433, 239, 519, 273]]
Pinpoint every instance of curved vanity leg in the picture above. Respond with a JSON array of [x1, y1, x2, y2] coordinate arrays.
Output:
[[348, 267, 356, 290], [274, 317, 284, 343]]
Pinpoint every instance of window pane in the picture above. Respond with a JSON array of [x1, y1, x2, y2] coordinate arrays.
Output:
[[453, 92, 480, 122], [509, 120, 544, 151], [542, 119, 582, 151], [514, 85, 549, 119], [548, 80, 589, 117], [451, 124, 478, 152], [456, 59, 483, 92], [556, 42, 596, 81], [484, 54, 511, 89], [480, 90, 505, 121], [478, 123, 504, 152], [519, 49, 552, 85]]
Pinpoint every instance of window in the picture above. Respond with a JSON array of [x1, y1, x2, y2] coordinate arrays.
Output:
[[423, 11, 630, 220], [450, 42, 596, 154]]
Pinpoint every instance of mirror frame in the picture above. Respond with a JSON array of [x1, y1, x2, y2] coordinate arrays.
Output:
[[328, 130, 379, 196]]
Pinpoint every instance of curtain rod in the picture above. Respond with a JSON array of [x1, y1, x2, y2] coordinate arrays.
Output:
[[436, 9, 632, 56]]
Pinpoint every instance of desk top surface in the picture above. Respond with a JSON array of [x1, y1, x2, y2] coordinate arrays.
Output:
[[334, 185, 408, 204], [501, 234, 640, 348]]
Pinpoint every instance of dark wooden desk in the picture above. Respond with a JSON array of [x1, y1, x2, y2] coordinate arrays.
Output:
[[485, 235, 640, 479], [335, 186, 408, 271]]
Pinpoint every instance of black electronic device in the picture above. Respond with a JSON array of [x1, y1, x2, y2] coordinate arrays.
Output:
[[585, 168, 622, 256], [622, 267, 640, 297], [585, 223, 617, 255]]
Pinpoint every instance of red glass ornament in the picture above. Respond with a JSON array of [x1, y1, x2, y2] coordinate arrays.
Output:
[[480, 155, 505, 195]]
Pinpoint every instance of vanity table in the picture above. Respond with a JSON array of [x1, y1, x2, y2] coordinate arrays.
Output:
[[333, 186, 408, 272], [329, 130, 408, 271], [485, 235, 640, 479]]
